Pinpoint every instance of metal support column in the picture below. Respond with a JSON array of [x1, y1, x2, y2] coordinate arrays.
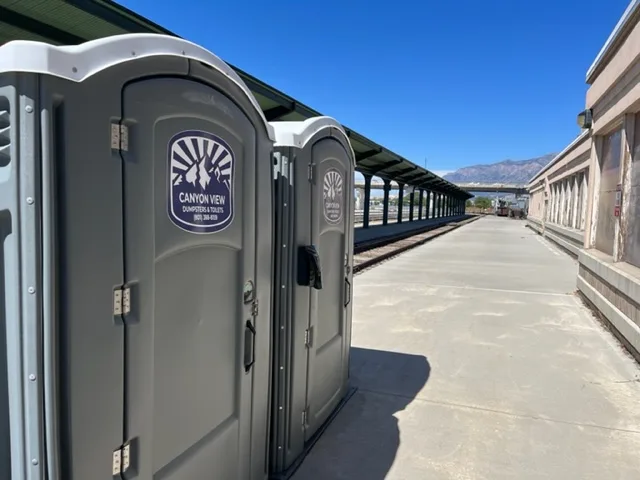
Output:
[[432, 192, 436, 218], [424, 191, 430, 219], [418, 189, 424, 220], [409, 187, 415, 222], [382, 179, 391, 225], [363, 173, 372, 228], [397, 183, 405, 223]]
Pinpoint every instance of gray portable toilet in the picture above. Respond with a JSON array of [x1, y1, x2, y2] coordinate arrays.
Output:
[[0, 34, 275, 480], [270, 117, 355, 476]]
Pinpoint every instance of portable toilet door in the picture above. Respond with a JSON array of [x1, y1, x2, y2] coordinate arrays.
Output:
[[0, 34, 274, 480], [270, 117, 355, 474]]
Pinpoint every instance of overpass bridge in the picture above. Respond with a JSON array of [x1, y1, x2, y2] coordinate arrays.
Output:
[[455, 182, 528, 195]]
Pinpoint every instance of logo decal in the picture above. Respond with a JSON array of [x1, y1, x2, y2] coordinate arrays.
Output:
[[168, 130, 234, 233], [323, 168, 344, 224]]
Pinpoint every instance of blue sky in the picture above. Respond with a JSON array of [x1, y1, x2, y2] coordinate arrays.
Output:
[[117, 0, 629, 175]]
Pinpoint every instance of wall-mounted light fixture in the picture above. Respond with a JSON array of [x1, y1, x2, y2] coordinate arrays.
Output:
[[577, 109, 593, 129]]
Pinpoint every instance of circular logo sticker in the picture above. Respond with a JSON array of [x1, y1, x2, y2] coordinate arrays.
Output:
[[167, 130, 235, 234], [323, 168, 344, 224]]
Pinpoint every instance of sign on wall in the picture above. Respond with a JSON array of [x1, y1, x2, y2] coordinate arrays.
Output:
[[168, 130, 235, 233], [323, 168, 344, 224], [615, 183, 622, 217]]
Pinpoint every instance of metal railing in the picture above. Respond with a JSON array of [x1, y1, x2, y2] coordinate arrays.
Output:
[[354, 208, 450, 227]]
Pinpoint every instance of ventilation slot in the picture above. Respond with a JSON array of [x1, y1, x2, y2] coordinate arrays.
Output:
[[0, 97, 9, 168]]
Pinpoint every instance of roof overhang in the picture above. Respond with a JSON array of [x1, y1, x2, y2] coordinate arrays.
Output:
[[586, 0, 640, 84]]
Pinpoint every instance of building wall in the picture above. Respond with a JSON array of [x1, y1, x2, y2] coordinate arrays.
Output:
[[587, 6, 640, 135], [526, 132, 590, 256], [584, 11, 640, 262], [528, 184, 545, 220], [578, 1, 640, 358]]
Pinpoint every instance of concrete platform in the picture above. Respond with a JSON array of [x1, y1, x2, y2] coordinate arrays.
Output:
[[293, 216, 640, 480]]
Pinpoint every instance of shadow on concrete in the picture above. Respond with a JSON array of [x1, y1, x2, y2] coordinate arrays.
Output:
[[292, 347, 430, 480]]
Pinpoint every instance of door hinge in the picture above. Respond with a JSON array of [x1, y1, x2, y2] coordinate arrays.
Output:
[[112, 443, 131, 475], [304, 327, 313, 348], [110, 123, 129, 152], [301, 407, 309, 427], [251, 300, 259, 317], [113, 286, 131, 316]]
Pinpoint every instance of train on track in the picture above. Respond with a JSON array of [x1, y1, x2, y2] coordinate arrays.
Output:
[[495, 199, 509, 217]]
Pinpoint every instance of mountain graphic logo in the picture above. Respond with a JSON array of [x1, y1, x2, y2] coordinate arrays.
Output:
[[168, 130, 235, 234], [323, 168, 344, 224]]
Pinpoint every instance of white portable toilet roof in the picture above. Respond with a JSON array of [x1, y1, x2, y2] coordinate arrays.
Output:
[[0, 33, 275, 141], [270, 116, 356, 165]]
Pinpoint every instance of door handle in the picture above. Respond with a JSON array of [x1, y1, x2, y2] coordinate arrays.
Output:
[[344, 278, 352, 307], [244, 320, 256, 373], [297, 245, 323, 290]]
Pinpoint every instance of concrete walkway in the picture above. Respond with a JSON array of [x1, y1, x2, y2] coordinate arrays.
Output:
[[293, 216, 640, 480]]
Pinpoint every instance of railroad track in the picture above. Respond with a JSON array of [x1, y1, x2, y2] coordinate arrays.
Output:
[[353, 215, 481, 275]]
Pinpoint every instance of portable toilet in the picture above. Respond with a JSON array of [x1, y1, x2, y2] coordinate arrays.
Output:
[[269, 117, 356, 476], [0, 34, 275, 480]]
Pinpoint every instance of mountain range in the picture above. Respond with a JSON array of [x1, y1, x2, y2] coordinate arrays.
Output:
[[443, 154, 556, 184]]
